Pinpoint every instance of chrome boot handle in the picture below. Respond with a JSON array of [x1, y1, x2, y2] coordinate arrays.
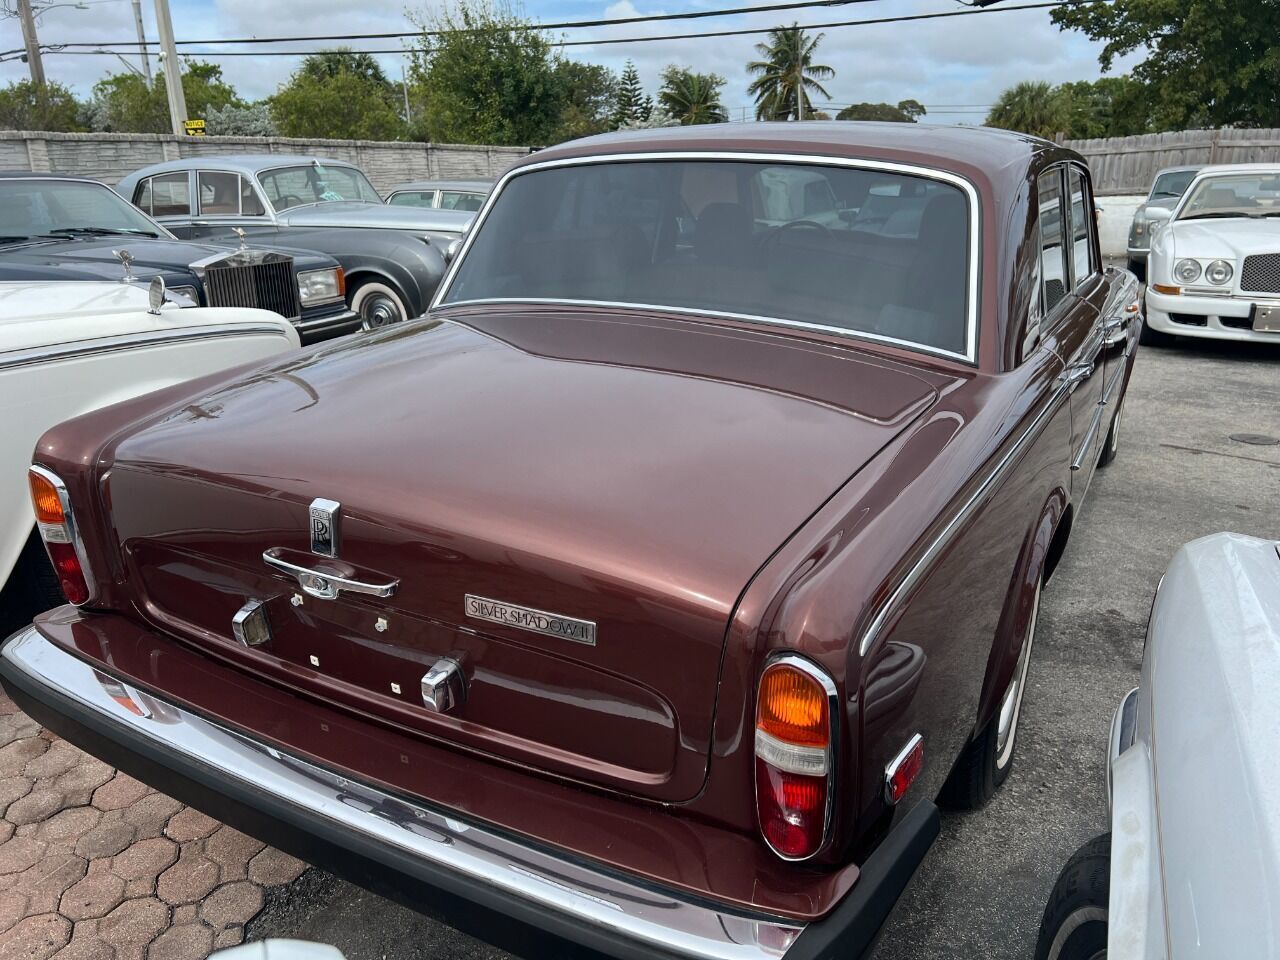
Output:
[[263, 549, 398, 600]]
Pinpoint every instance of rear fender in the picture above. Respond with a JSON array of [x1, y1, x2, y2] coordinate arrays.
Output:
[[972, 488, 1067, 733]]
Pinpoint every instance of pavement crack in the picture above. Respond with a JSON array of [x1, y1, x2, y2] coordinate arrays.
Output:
[[1158, 443, 1280, 468]]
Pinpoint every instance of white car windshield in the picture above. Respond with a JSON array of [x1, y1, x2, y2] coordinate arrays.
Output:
[[257, 164, 382, 211], [0, 179, 162, 242], [442, 159, 973, 357], [1179, 173, 1280, 221]]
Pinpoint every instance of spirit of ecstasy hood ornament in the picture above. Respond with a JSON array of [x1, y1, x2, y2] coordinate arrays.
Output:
[[111, 248, 135, 283]]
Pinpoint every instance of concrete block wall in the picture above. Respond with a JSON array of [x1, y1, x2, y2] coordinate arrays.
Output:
[[0, 131, 532, 192]]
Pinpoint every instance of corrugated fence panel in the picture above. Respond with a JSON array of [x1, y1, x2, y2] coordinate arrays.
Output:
[[1064, 128, 1280, 194]]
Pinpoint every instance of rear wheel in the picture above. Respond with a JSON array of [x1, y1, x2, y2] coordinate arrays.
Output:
[[1035, 834, 1111, 960], [1097, 398, 1123, 468], [941, 578, 1042, 808], [350, 280, 410, 331]]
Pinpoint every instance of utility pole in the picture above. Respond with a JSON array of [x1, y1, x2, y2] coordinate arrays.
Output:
[[130, 0, 152, 87], [153, 0, 187, 135], [16, 0, 46, 87], [795, 57, 803, 121], [401, 63, 412, 124]]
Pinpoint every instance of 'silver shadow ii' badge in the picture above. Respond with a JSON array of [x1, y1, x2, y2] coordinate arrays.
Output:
[[309, 498, 341, 557], [465, 595, 596, 646]]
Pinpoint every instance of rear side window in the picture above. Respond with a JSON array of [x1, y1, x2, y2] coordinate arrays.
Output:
[[1066, 167, 1095, 289], [389, 191, 437, 208], [440, 190, 484, 211], [140, 173, 190, 218], [1037, 169, 1068, 315]]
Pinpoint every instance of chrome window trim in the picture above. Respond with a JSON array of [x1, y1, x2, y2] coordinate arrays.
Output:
[[29, 465, 96, 606], [857, 375, 1074, 657], [1, 627, 803, 960], [754, 652, 840, 863], [432, 150, 982, 365], [0, 324, 294, 372]]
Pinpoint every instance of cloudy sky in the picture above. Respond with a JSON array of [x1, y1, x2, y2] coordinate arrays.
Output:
[[1, 0, 1142, 126]]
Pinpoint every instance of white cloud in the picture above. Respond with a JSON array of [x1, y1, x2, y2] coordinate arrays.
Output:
[[1, 0, 1142, 126]]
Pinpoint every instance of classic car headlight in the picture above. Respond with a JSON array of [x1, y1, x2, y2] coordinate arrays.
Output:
[[1174, 258, 1202, 283], [169, 285, 200, 307], [1205, 260, 1234, 285], [297, 268, 345, 306]]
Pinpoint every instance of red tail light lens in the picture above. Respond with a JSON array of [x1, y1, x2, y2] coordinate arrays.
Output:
[[28, 466, 93, 606], [755, 658, 835, 861]]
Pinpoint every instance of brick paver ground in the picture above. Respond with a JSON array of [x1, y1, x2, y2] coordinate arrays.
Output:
[[0, 689, 307, 960]]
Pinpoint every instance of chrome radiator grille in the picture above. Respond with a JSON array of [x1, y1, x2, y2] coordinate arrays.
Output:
[[204, 258, 301, 319], [1241, 254, 1280, 294]]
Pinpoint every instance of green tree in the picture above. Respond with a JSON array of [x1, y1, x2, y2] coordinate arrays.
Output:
[[836, 99, 927, 122], [613, 60, 649, 126], [551, 60, 618, 142], [408, 0, 565, 145], [85, 61, 240, 133], [1052, 0, 1280, 129], [746, 24, 834, 121], [657, 66, 727, 125], [1056, 76, 1151, 138], [985, 80, 1070, 140], [0, 80, 84, 132], [271, 49, 406, 140]]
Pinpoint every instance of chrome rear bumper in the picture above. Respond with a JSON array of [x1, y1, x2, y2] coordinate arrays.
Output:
[[1, 625, 937, 959]]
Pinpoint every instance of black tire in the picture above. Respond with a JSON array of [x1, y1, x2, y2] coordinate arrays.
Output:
[[1035, 834, 1111, 960], [941, 578, 1041, 808], [1096, 397, 1123, 468], [1138, 319, 1174, 348], [0, 534, 65, 635], [1125, 258, 1145, 283]]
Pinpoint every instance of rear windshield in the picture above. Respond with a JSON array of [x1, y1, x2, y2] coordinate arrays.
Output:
[[441, 159, 973, 357]]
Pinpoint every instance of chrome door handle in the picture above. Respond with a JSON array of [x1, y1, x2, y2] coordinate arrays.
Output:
[[263, 549, 398, 600], [1058, 361, 1094, 389]]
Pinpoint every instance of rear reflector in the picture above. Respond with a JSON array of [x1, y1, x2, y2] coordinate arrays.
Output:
[[884, 734, 924, 805], [28, 465, 93, 606], [755, 657, 836, 861]]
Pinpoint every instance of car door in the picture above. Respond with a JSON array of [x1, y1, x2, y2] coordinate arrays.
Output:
[[1036, 164, 1107, 501], [186, 171, 278, 244], [134, 171, 197, 239]]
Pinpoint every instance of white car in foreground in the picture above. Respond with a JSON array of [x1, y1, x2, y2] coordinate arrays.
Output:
[[1144, 164, 1280, 346], [0, 279, 298, 626], [1036, 532, 1280, 960]]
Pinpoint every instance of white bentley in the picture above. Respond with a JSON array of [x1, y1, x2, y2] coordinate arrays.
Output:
[[1144, 164, 1280, 346], [0, 278, 299, 629]]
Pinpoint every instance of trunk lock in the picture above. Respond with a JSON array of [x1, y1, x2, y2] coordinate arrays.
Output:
[[232, 599, 271, 648], [421, 657, 466, 713]]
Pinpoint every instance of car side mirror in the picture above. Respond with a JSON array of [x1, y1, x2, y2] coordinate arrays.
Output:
[[148, 276, 166, 315], [1147, 207, 1172, 223]]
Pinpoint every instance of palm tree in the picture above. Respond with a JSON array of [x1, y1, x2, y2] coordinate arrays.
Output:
[[985, 81, 1069, 140], [658, 67, 728, 125], [747, 25, 834, 121]]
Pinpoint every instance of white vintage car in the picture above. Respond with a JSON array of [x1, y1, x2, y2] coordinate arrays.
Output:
[[1144, 164, 1280, 346], [1036, 532, 1280, 960], [0, 279, 298, 626]]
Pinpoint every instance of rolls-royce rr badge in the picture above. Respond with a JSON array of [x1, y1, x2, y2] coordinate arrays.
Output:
[[309, 498, 341, 557]]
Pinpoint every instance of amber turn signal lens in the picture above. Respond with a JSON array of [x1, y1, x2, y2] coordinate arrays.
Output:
[[1150, 283, 1181, 296], [756, 663, 829, 747], [29, 470, 65, 525]]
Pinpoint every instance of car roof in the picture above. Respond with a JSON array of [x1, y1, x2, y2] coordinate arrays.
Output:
[[1191, 163, 1280, 177], [388, 180, 492, 193], [124, 155, 362, 177], [515, 122, 1063, 186], [0, 170, 105, 183]]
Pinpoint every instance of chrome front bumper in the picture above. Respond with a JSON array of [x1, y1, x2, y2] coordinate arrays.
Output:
[[1, 626, 935, 960]]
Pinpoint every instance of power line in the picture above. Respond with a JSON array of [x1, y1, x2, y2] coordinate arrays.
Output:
[[32, 1, 1088, 58], [34, 0, 900, 49]]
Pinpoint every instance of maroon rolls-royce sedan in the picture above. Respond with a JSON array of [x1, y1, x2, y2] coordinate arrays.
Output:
[[4, 123, 1140, 959]]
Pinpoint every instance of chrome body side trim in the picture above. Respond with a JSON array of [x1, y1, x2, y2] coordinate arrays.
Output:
[[857, 379, 1073, 657], [28, 466, 96, 606], [431, 150, 982, 365], [754, 653, 840, 863], [0, 627, 804, 960], [0, 325, 295, 373]]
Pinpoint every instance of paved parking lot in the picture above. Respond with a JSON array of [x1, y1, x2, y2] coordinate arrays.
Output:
[[1, 336, 1278, 960]]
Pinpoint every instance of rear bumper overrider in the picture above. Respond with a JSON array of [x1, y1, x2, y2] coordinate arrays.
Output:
[[0, 624, 938, 960]]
